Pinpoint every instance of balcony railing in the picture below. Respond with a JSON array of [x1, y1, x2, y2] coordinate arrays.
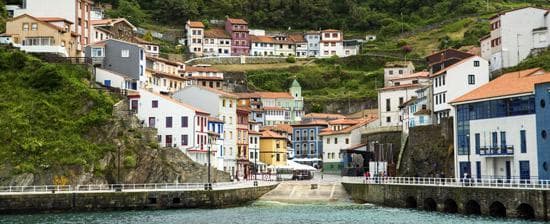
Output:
[[479, 145, 514, 156]]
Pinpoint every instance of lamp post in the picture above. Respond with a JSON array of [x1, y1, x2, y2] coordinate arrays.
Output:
[[206, 135, 213, 190], [117, 142, 122, 185]]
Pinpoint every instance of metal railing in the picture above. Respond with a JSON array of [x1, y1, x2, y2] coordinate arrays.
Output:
[[479, 145, 514, 156], [342, 176, 550, 190], [0, 181, 276, 194]]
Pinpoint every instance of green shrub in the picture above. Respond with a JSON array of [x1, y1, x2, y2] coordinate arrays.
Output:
[[286, 55, 296, 63], [123, 155, 137, 168]]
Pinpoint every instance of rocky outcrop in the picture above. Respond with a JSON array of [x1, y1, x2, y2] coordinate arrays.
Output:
[[0, 99, 230, 186], [398, 119, 454, 177]]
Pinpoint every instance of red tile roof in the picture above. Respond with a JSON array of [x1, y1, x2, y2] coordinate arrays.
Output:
[[204, 28, 230, 39], [320, 118, 377, 136], [235, 92, 260, 98], [9, 14, 67, 32], [255, 92, 293, 99], [208, 116, 223, 123], [227, 18, 248, 25], [328, 119, 362, 125], [389, 71, 430, 81], [430, 56, 477, 78], [288, 34, 306, 43], [185, 66, 220, 72], [451, 68, 549, 104], [187, 21, 205, 28], [292, 120, 329, 126], [250, 35, 275, 43], [303, 113, 346, 120], [146, 68, 187, 81], [378, 83, 423, 91], [36, 17, 73, 24], [261, 130, 286, 139]]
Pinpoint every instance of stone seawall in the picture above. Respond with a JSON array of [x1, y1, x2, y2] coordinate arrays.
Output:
[[343, 183, 549, 220], [0, 184, 277, 214]]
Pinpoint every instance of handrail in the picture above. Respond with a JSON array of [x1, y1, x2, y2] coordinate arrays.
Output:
[[342, 176, 550, 190], [0, 181, 276, 194]]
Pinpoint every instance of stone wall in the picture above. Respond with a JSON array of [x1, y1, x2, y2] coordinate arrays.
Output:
[[343, 183, 549, 220], [0, 184, 277, 214], [398, 119, 454, 178], [187, 56, 288, 65]]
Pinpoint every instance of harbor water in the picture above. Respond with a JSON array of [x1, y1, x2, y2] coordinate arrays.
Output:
[[0, 201, 542, 224]]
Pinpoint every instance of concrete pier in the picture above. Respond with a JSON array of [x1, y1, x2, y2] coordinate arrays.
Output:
[[343, 182, 549, 220], [0, 183, 277, 214]]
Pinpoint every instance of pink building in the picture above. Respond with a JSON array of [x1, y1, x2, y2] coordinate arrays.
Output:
[[225, 18, 250, 56]]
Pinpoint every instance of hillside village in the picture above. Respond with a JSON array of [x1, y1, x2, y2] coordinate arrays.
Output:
[[1, 0, 550, 184]]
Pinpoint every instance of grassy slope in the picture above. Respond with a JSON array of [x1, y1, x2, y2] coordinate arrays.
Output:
[[0, 47, 117, 174]]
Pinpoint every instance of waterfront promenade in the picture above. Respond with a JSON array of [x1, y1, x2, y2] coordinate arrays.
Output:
[[342, 176, 550, 220], [0, 181, 278, 214]]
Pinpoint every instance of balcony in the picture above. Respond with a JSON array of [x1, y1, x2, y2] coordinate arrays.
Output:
[[15, 44, 69, 57], [479, 145, 514, 156]]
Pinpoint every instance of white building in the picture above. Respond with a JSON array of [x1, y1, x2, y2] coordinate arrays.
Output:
[[134, 89, 212, 165], [290, 34, 308, 58], [319, 29, 344, 57], [173, 86, 239, 177], [320, 118, 377, 173], [273, 35, 296, 57], [248, 122, 264, 173], [383, 61, 415, 87], [400, 85, 433, 134], [95, 67, 138, 90], [10, 0, 93, 51], [451, 68, 550, 181], [431, 56, 489, 122], [203, 28, 231, 57], [185, 20, 205, 56], [378, 71, 430, 127], [250, 35, 275, 56], [483, 7, 550, 72]]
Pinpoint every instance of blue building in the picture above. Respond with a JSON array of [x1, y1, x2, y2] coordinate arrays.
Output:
[[451, 68, 550, 181], [208, 116, 225, 171], [291, 121, 328, 168], [535, 82, 550, 180]]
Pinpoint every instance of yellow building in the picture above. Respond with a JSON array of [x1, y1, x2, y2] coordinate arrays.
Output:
[[259, 130, 287, 166], [6, 14, 79, 57]]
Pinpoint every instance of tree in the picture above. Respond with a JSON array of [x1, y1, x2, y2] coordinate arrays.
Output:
[[106, 0, 148, 26], [143, 31, 154, 42]]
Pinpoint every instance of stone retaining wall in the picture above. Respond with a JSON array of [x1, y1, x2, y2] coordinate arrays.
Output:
[[0, 184, 277, 214], [343, 182, 549, 220]]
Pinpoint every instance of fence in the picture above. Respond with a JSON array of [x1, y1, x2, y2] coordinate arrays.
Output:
[[342, 176, 550, 190], [0, 181, 276, 194]]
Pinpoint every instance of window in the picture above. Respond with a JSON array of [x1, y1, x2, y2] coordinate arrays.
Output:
[[166, 117, 172, 128], [345, 138, 349, 144], [520, 130, 526, 153], [442, 75, 446, 85], [152, 100, 158, 108], [22, 23, 29, 31], [181, 135, 188, 146], [31, 23, 38, 31], [334, 138, 338, 144], [181, 116, 188, 127], [398, 69, 403, 75], [475, 133, 480, 154], [386, 117, 391, 123], [121, 49, 130, 57], [326, 138, 330, 144], [492, 132, 498, 147], [386, 98, 391, 112], [500, 131, 506, 148], [468, 74, 475, 85], [276, 154, 280, 161], [309, 130, 314, 140], [474, 60, 480, 67], [399, 97, 404, 107], [222, 99, 226, 107], [389, 70, 393, 75]]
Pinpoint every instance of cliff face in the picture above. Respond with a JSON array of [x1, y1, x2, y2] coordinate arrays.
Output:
[[0, 100, 230, 186], [398, 119, 455, 178]]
